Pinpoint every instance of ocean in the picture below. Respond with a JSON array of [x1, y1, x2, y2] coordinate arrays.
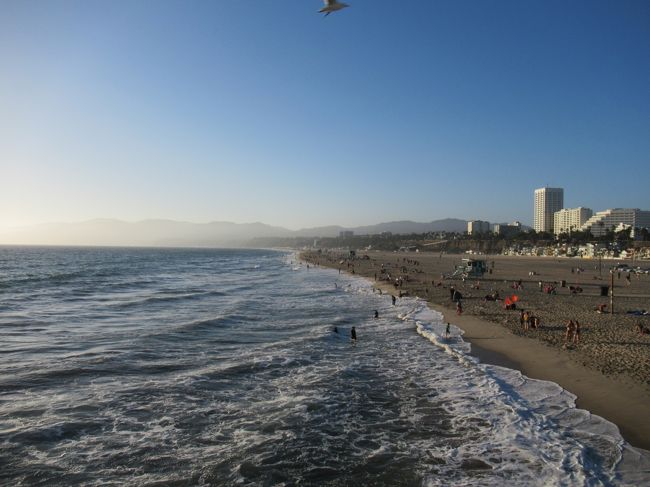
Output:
[[0, 247, 648, 486]]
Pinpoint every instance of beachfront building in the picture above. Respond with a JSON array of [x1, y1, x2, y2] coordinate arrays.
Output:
[[534, 187, 564, 233], [467, 220, 490, 235], [580, 209, 650, 238], [553, 207, 593, 235], [494, 221, 522, 238]]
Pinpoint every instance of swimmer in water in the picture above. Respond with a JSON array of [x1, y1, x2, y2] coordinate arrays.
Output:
[[351, 326, 357, 342], [333, 326, 338, 334], [374, 310, 379, 319]]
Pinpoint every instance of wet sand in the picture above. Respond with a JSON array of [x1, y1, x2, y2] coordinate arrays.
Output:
[[301, 250, 650, 451]]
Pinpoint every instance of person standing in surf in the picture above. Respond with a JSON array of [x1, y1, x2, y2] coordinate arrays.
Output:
[[445, 322, 451, 339], [351, 326, 357, 343]]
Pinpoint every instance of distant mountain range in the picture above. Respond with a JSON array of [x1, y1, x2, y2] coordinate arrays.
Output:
[[0, 218, 470, 247]]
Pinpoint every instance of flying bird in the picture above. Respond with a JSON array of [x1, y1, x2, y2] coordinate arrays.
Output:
[[319, 0, 349, 16]]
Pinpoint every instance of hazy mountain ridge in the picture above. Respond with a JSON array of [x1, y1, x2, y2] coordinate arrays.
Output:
[[0, 218, 469, 247]]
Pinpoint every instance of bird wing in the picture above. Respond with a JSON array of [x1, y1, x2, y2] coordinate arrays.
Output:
[[323, 0, 335, 6]]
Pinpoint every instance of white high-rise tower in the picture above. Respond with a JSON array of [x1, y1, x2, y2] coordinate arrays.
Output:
[[534, 187, 564, 233]]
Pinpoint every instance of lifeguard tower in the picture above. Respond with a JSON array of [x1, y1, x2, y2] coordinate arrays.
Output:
[[446, 258, 487, 279]]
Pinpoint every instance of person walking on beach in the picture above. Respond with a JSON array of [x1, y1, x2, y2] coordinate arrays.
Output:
[[573, 321, 581, 345], [449, 286, 455, 300], [456, 300, 463, 316], [445, 322, 451, 339], [523, 311, 530, 331], [350, 326, 357, 343], [564, 320, 575, 348]]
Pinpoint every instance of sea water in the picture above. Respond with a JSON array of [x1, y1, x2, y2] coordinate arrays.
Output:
[[0, 247, 648, 486]]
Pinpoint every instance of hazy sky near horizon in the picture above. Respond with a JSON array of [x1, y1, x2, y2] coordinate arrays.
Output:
[[1, 0, 649, 230]]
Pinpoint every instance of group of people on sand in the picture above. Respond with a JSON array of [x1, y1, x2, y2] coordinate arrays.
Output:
[[635, 322, 650, 335], [519, 310, 540, 331], [564, 320, 581, 347]]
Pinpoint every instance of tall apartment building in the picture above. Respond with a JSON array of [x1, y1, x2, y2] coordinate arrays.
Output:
[[534, 187, 564, 233], [553, 207, 593, 235], [580, 209, 650, 237], [467, 220, 490, 235]]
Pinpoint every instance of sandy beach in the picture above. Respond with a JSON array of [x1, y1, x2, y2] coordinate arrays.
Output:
[[301, 250, 650, 451]]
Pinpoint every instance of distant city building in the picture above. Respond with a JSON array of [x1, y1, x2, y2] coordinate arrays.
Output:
[[494, 221, 522, 237], [553, 207, 593, 235], [467, 220, 490, 235], [580, 209, 650, 237], [339, 230, 354, 238], [534, 187, 564, 233]]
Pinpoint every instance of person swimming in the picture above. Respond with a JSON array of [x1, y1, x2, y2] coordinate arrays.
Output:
[[374, 310, 379, 318], [351, 326, 357, 341]]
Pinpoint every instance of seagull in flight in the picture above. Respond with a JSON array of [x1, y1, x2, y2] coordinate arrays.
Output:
[[319, 0, 349, 16]]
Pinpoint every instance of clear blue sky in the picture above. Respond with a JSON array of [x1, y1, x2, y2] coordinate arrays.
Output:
[[1, 0, 649, 230]]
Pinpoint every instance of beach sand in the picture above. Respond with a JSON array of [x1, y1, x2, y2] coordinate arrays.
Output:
[[301, 250, 650, 451]]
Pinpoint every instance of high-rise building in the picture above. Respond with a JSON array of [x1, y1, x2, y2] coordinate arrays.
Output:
[[534, 187, 564, 233], [553, 207, 593, 235], [580, 209, 650, 237], [467, 220, 490, 235]]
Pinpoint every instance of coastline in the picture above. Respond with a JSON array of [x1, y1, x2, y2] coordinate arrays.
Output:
[[301, 250, 650, 452], [434, 302, 650, 452]]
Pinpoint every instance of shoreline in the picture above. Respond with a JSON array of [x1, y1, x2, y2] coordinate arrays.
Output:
[[301, 250, 650, 452], [434, 302, 650, 452]]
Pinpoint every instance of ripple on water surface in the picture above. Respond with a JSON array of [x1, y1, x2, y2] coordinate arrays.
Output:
[[0, 247, 649, 486]]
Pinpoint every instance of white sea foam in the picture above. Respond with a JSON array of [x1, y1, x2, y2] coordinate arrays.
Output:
[[310, 262, 649, 485], [2, 248, 648, 486]]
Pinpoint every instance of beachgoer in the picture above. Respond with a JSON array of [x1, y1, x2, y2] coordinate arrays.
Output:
[[523, 311, 530, 331], [456, 300, 463, 315], [391, 295, 396, 305], [449, 286, 455, 300], [351, 326, 357, 341], [374, 310, 379, 319], [564, 320, 575, 347], [573, 321, 581, 345], [333, 326, 338, 334], [445, 322, 451, 338]]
